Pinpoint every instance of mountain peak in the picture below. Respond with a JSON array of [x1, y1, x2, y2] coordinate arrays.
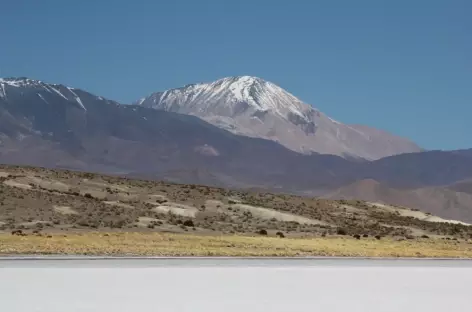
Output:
[[1, 77, 49, 99], [139, 75, 311, 121], [185, 75, 266, 86], [0, 77, 88, 111], [210, 75, 295, 107], [217, 75, 266, 85], [138, 76, 422, 160], [0, 77, 48, 88]]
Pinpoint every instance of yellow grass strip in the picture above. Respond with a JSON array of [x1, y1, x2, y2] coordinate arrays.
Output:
[[1, 232, 472, 258]]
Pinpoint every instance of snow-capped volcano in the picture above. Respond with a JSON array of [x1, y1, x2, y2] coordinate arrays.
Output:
[[138, 76, 314, 121], [138, 76, 421, 160]]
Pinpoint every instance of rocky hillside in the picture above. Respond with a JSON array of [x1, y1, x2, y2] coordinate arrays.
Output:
[[1, 165, 471, 241]]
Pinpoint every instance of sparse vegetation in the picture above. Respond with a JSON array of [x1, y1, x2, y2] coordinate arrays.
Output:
[[1, 232, 472, 258], [0, 164, 472, 257], [276, 231, 285, 238], [183, 220, 194, 227], [258, 229, 268, 235]]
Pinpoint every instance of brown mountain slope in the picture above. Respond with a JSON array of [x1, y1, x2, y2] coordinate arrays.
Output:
[[1, 165, 472, 242], [324, 179, 472, 223], [349, 149, 472, 189], [448, 180, 472, 195]]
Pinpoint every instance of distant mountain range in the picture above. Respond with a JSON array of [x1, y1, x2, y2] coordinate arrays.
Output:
[[137, 76, 421, 160], [324, 179, 472, 222], [1, 76, 471, 221]]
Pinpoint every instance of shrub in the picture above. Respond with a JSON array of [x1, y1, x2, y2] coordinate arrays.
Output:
[[258, 229, 268, 235], [84, 193, 93, 199], [183, 220, 195, 227], [11, 229, 23, 236]]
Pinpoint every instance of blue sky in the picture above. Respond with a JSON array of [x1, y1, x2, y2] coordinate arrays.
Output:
[[1, 0, 470, 150]]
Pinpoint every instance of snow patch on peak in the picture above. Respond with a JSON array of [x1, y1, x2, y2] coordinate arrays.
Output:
[[136, 98, 146, 105], [37, 93, 50, 105], [50, 86, 69, 100], [0, 77, 88, 111], [0, 77, 46, 88], [0, 83, 6, 99], [140, 76, 313, 122], [221, 76, 265, 104], [67, 87, 87, 111], [212, 75, 310, 119], [1, 77, 47, 98]]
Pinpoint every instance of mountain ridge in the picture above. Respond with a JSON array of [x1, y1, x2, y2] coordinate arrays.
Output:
[[138, 76, 422, 160], [323, 178, 472, 223], [1, 76, 471, 221]]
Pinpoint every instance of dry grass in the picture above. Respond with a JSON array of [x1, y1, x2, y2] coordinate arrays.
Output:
[[1, 232, 472, 258]]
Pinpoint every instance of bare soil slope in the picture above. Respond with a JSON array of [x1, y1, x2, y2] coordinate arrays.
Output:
[[1, 165, 471, 241], [324, 179, 472, 223]]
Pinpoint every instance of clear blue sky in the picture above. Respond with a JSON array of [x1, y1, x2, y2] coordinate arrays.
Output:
[[1, 0, 470, 150]]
